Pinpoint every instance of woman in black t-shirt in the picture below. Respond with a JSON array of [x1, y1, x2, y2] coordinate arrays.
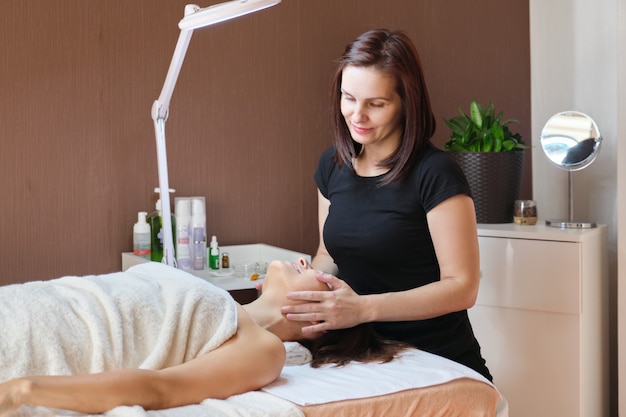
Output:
[[280, 29, 492, 381]]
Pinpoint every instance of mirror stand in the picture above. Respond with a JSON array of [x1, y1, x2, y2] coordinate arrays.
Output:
[[545, 171, 597, 229], [540, 111, 602, 229]]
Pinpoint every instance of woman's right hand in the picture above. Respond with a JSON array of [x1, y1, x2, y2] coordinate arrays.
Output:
[[281, 271, 369, 333]]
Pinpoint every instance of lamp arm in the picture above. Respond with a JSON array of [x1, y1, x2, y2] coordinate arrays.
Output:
[[152, 6, 198, 121], [151, 17, 196, 267]]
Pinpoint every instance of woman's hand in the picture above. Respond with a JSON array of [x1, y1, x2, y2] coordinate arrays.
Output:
[[281, 272, 368, 333]]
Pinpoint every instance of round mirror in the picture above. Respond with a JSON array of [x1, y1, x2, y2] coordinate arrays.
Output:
[[540, 111, 602, 171], [540, 111, 602, 229]]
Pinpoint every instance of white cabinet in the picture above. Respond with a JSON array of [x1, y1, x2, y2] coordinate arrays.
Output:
[[468, 224, 608, 417]]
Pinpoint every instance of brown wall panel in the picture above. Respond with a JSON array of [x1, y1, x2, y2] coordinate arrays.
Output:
[[0, 0, 530, 284]]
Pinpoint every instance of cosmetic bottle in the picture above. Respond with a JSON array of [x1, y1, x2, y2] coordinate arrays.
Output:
[[175, 197, 192, 269], [191, 197, 206, 270], [133, 211, 151, 259], [149, 188, 176, 263], [209, 235, 220, 270]]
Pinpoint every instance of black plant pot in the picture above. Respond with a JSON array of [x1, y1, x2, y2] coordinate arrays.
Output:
[[448, 151, 525, 223]]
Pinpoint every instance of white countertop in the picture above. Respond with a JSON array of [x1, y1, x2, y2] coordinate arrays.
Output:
[[122, 243, 310, 291]]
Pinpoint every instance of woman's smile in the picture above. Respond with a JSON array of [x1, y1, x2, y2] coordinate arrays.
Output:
[[350, 123, 373, 135]]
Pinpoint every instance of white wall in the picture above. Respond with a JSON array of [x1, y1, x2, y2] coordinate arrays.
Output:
[[530, 0, 622, 415]]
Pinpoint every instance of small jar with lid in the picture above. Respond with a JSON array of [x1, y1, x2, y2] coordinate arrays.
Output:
[[513, 200, 538, 225]]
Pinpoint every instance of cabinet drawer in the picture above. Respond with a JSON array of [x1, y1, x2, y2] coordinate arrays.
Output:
[[476, 236, 581, 314]]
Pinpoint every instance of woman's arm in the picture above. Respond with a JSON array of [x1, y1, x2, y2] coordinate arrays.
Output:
[[284, 194, 481, 332], [310, 190, 339, 275], [0, 305, 285, 416]]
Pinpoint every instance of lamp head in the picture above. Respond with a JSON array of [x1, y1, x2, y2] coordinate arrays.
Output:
[[179, 0, 281, 31]]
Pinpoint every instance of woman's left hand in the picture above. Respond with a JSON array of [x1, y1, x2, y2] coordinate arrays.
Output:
[[281, 272, 367, 333]]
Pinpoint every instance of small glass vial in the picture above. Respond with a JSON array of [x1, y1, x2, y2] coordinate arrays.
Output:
[[221, 252, 230, 269]]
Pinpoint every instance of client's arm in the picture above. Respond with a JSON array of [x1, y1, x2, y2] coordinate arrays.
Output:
[[0, 305, 285, 415]]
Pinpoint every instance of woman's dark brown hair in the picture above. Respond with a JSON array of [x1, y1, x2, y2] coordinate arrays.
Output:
[[300, 323, 410, 368], [330, 29, 437, 186]]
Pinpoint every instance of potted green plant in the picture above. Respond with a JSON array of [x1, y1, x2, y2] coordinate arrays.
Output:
[[444, 99, 527, 223]]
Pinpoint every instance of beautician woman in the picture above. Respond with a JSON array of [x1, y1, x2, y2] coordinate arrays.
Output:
[[281, 29, 492, 381]]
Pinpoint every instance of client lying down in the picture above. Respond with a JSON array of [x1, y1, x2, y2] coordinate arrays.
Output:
[[0, 259, 407, 416]]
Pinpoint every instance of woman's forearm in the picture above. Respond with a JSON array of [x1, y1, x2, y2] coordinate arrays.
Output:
[[362, 274, 479, 323], [311, 252, 338, 276], [4, 369, 167, 414]]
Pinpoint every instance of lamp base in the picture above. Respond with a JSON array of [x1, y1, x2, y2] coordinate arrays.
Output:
[[545, 219, 597, 229]]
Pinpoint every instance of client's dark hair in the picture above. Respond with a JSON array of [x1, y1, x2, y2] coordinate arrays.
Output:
[[299, 323, 410, 368]]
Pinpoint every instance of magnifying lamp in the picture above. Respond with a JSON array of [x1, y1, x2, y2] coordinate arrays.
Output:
[[151, 0, 281, 266]]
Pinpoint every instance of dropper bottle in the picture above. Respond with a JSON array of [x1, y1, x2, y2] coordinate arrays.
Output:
[[209, 235, 220, 270]]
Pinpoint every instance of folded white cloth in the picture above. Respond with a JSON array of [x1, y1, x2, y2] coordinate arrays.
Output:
[[262, 348, 495, 406], [0, 262, 237, 380], [283, 342, 313, 366]]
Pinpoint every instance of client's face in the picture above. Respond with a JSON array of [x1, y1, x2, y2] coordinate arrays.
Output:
[[262, 259, 329, 295], [260, 259, 328, 341]]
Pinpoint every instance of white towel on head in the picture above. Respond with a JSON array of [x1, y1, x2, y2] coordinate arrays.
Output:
[[0, 262, 238, 380]]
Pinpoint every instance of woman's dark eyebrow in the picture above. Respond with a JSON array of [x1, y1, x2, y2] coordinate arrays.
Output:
[[340, 88, 391, 101]]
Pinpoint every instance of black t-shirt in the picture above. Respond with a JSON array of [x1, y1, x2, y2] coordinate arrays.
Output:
[[314, 143, 480, 361]]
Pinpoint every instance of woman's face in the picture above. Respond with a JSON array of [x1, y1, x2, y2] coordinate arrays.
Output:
[[261, 260, 328, 341], [262, 259, 328, 294], [340, 65, 403, 149]]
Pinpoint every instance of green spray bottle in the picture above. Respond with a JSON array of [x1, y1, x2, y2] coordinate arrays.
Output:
[[149, 188, 176, 262]]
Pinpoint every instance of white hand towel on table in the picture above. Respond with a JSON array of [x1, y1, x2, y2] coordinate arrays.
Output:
[[262, 348, 495, 406]]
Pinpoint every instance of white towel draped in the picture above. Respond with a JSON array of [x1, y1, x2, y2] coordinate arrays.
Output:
[[0, 263, 305, 417], [0, 262, 237, 380]]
